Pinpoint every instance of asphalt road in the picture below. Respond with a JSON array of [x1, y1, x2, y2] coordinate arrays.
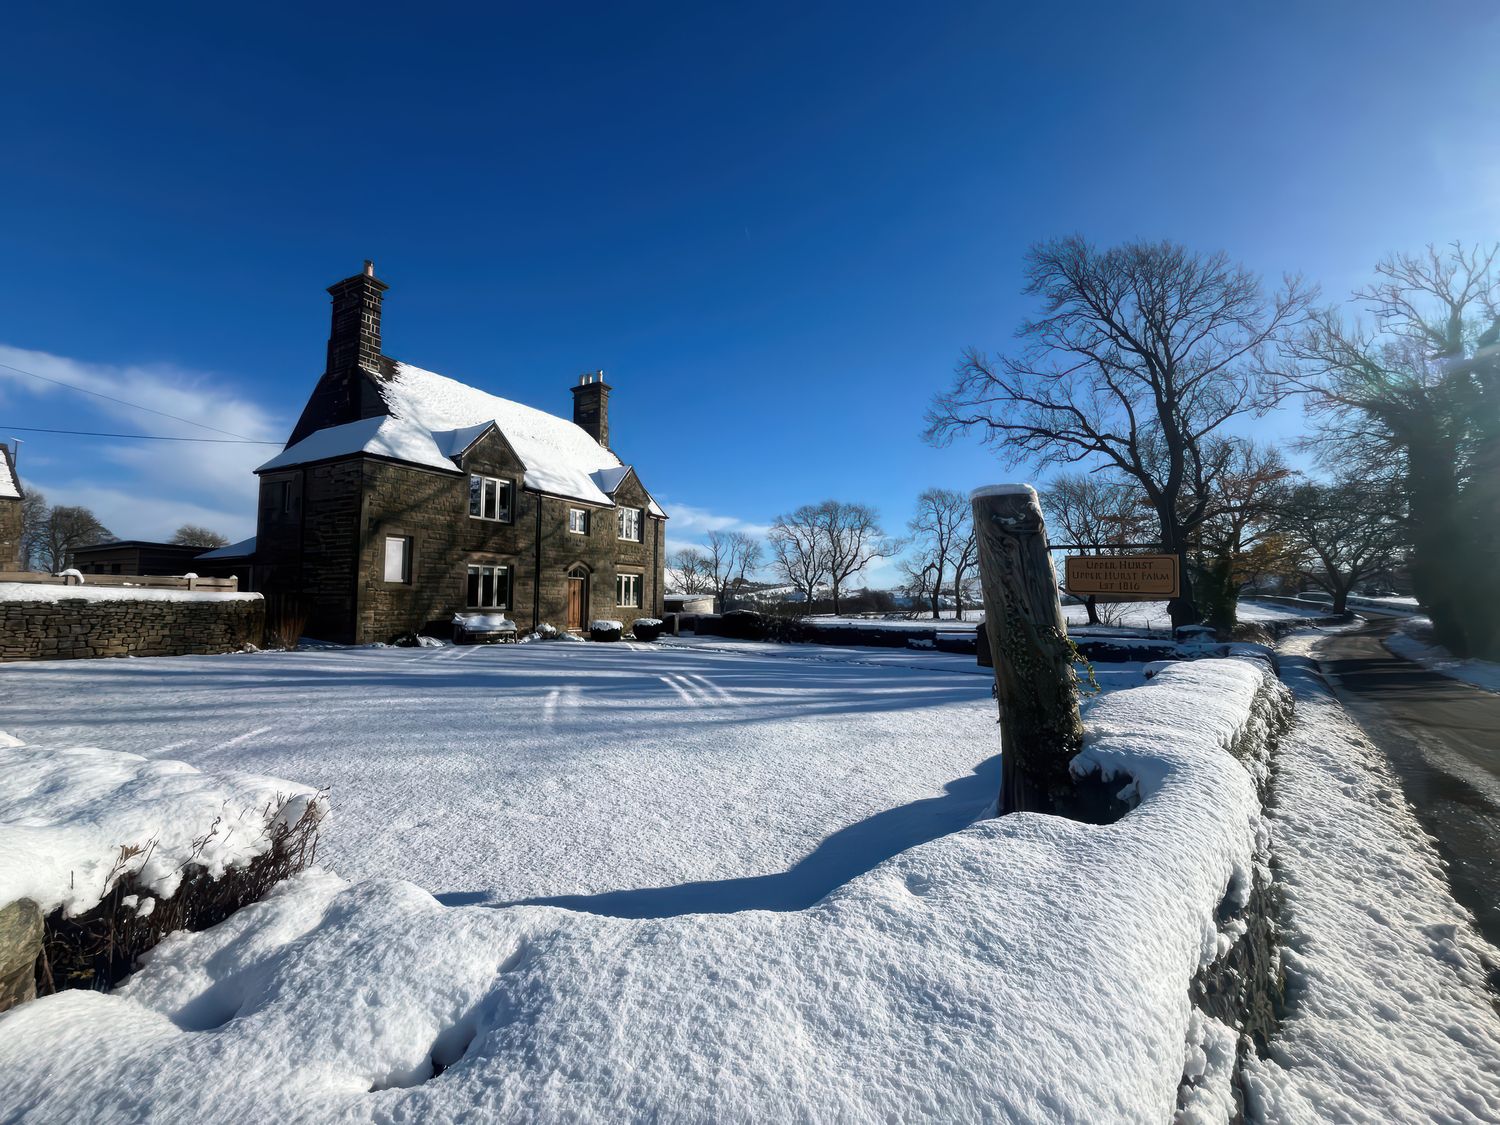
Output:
[[1314, 618, 1500, 949]]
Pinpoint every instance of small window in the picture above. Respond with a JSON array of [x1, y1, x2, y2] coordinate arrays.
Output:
[[262, 480, 292, 518], [466, 564, 511, 609], [384, 536, 412, 584], [468, 475, 513, 522], [617, 507, 642, 542], [568, 508, 590, 535], [616, 573, 641, 608]]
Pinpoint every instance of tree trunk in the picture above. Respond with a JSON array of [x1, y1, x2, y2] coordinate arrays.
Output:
[[1331, 585, 1349, 615], [972, 485, 1083, 815], [1084, 595, 1099, 625]]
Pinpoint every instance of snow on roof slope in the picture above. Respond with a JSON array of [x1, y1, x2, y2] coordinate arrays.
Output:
[[380, 362, 621, 504], [258, 363, 664, 510], [257, 415, 455, 474], [197, 536, 256, 560], [0, 446, 19, 500]]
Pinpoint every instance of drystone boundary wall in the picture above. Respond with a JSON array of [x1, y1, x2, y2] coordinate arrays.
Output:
[[0, 593, 264, 661]]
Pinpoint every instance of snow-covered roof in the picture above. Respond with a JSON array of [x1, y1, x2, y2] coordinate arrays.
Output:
[[197, 536, 256, 560], [257, 362, 664, 514], [0, 446, 19, 501]]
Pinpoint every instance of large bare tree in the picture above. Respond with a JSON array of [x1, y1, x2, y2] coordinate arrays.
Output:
[[927, 236, 1312, 627], [704, 530, 764, 610], [171, 524, 230, 549], [812, 500, 895, 615], [906, 488, 971, 619], [35, 504, 112, 572], [767, 505, 827, 610], [1274, 477, 1404, 615], [1280, 242, 1500, 656], [1188, 440, 1295, 630], [667, 547, 716, 595]]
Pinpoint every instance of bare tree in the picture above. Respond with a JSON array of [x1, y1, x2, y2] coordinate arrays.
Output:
[[37, 505, 112, 571], [1280, 242, 1500, 656], [667, 547, 716, 595], [927, 236, 1313, 628], [20, 489, 49, 571], [1274, 477, 1404, 615], [768, 505, 827, 610], [906, 488, 971, 619], [171, 524, 230, 548], [812, 500, 896, 615], [705, 530, 764, 610]]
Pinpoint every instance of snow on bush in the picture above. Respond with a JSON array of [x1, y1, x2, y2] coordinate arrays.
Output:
[[0, 658, 1286, 1122], [631, 617, 664, 641], [0, 734, 325, 918], [589, 620, 623, 642]]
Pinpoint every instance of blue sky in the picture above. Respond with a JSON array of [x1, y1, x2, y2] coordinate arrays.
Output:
[[2, 2, 1496, 579]]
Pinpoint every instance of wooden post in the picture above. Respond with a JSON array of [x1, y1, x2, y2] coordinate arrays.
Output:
[[971, 484, 1083, 814]]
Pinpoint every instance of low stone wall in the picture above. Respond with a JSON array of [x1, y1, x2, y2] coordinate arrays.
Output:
[[0, 593, 264, 661]]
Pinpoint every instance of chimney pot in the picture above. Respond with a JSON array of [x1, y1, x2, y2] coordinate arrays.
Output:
[[363, 260, 375, 277]]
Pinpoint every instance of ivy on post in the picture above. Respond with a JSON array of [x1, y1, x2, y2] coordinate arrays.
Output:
[[971, 484, 1083, 814]]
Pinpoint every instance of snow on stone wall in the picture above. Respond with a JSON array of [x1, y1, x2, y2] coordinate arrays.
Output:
[[0, 657, 1293, 1122]]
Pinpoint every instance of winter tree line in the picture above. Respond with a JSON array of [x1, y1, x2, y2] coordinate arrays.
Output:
[[673, 238, 1498, 663], [15, 488, 228, 571]]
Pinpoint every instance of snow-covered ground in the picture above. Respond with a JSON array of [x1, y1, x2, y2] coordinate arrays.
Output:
[[798, 598, 1324, 635], [1385, 616, 1500, 694], [1244, 633, 1500, 1119], [0, 652, 1279, 1122], [0, 640, 1014, 907]]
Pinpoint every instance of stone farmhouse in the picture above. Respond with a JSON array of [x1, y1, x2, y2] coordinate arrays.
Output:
[[253, 263, 667, 644]]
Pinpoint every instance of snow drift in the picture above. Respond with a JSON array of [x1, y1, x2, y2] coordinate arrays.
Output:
[[0, 657, 1286, 1122]]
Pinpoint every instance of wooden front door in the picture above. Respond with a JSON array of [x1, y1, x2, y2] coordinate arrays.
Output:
[[567, 574, 586, 631]]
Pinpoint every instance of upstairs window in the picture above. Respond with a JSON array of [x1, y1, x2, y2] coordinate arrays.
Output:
[[616, 573, 641, 608], [568, 508, 590, 535], [469, 475, 513, 522], [384, 536, 412, 584], [262, 479, 293, 519], [467, 564, 511, 609], [617, 506, 642, 542]]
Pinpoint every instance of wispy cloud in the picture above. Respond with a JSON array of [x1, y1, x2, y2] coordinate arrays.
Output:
[[0, 344, 284, 541], [657, 499, 772, 540]]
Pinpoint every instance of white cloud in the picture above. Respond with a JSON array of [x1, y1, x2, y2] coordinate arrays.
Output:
[[0, 344, 283, 542], [656, 499, 772, 540]]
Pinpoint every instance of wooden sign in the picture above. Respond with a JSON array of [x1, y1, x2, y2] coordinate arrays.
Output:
[[1064, 554, 1179, 600]]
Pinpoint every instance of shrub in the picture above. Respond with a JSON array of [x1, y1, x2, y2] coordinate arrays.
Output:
[[632, 618, 665, 641], [263, 593, 310, 651], [589, 620, 624, 642]]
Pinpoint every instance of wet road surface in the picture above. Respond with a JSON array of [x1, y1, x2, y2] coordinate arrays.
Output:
[[1314, 619, 1500, 948]]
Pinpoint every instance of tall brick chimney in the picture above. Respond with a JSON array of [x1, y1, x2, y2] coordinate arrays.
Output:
[[324, 260, 389, 379], [285, 261, 393, 446], [571, 370, 611, 447]]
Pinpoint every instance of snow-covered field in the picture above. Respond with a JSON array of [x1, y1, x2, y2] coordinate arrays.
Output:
[[1385, 616, 1500, 694], [0, 640, 1014, 908], [1245, 634, 1500, 1119], [0, 650, 1279, 1122]]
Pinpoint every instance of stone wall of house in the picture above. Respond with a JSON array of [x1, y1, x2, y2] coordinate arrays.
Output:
[[0, 594, 264, 661], [0, 498, 22, 571], [348, 432, 665, 643]]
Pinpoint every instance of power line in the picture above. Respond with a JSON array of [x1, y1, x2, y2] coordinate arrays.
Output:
[[0, 359, 263, 441], [2, 425, 280, 445]]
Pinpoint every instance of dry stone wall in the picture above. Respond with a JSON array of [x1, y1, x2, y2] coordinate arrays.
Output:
[[0, 594, 264, 661]]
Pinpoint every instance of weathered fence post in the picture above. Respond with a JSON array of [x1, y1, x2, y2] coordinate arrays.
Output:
[[971, 484, 1083, 814]]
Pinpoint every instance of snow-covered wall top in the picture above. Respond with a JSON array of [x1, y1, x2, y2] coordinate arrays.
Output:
[[0, 582, 261, 604], [0, 733, 324, 918], [0, 657, 1284, 1121]]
